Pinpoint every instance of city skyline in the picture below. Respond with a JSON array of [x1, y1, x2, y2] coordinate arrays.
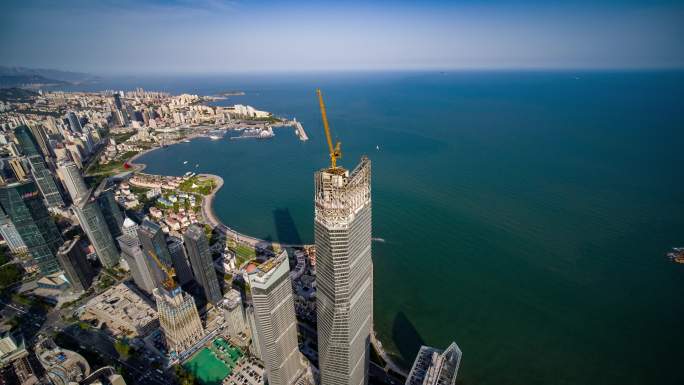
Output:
[[1, 0, 683, 74]]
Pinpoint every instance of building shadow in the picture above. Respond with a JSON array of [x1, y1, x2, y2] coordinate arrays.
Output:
[[392, 311, 425, 368], [273, 208, 302, 245]]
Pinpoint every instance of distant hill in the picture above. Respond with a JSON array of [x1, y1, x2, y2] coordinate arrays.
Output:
[[0, 66, 98, 88], [0, 87, 39, 102]]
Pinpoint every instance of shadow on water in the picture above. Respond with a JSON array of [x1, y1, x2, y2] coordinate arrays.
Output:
[[273, 208, 303, 245], [392, 311, 426, 368]]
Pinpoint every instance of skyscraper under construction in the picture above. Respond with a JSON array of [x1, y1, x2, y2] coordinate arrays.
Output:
[[314, 89, 373, 385], [315, 157, 373, 385]]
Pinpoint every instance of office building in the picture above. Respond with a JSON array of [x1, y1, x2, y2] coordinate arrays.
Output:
[[65, 112, 83, 133], [28, 124, 52, 158], [167, 236, 193, 286], [315, 157, 373, 385], [406, 342, 462, 385], [118, 218, 156, 295], [138, 220, 174, 289], [56, 236, 95, 292], [14, 126, 64, 208], [8, 158, 28, 181], [97, 188, 124, 238], [0, 181, 62, 274], [183, 224, 221, 305], [247, 252, 303, 385], [153, 286, 204, 355], [74, 195, 119, 268], [0, 214, 27, 254], [221, 289, 247, 340], [58, 161, 89, 204]]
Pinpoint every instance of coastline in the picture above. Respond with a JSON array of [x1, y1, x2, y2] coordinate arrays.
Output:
[[127, 142, 310, 250]]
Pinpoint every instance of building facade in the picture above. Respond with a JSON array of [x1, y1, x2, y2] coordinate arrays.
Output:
[[74, 197, 119, 268], [153, 287, 204, 355], [247, 252, 303, 385], [14, 125, 64, 208], [97, 188, 124, 239], [315, 157, 373, 385], [118, 218, 156, 295], [0, 213, 27, 254], [56, 235, 95, 292], [58, 161, 89, 204], [221, 289, 247, 341], [0, 181, 62, 274], [138, 220, 174, 289], [167, 236, 193, 286], [183, 224, 221, 305]]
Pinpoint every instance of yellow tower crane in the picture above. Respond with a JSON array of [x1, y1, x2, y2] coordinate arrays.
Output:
[[316, 89, 342, 169], [148, 250, 177, 290]]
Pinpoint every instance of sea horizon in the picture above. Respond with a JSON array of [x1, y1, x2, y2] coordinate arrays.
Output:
[[128, 71, 684, 385]]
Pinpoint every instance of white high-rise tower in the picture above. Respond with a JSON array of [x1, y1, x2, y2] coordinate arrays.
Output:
[[315, 156, 373, 385]]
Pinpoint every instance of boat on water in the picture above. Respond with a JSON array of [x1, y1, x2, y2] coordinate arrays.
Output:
[[183, 161, 188, 164], [376, 145, 380, 150], [182, 139, 191, 143], [209, 135, 221, 140], [666, 247, 684, 264]]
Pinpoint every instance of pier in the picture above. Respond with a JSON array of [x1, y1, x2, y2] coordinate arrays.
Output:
[[292, 118, 309, 141]]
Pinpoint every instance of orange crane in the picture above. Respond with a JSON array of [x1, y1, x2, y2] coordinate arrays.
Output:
[[316, 89, 342, 169], [148, 250, 177, 290]]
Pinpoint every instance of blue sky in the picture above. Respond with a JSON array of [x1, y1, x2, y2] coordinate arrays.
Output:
[[1, 0, 683, 74]]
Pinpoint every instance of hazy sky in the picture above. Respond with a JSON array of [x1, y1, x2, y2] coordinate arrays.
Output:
[[1, 0, 683, 74]]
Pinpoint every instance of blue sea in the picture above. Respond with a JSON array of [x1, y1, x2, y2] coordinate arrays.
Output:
[[73, 71, 684, 385]]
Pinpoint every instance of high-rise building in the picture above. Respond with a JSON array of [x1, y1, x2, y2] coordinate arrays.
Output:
[[0, 181, 62, 274], [138, 220, 174, 289], [167, 236, 193, 286], [14, 126, 65, 208], [56, 235, 95, 292], [247, 252, 303, 385], [315, 157, 373, 385], [113, 93, 123, 111], [0, 213, 27, 254], [65, 112, 83, 133], [220, 289, 247, 341], [405, 342, 462, 385], [74, 195, 119, 268], [183, 224, 221, 305], [97, 188, 124, 238], [8, 158, 28, 181], [58, 161, 89, 204], [118, 218, 156, 295], [28, 124, 52, 158], [154, 287, 204, 355]]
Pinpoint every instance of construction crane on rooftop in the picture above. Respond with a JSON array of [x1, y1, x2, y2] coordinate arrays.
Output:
[[316, 89, 342, 169]]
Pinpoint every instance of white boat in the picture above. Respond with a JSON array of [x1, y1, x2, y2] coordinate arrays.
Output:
[[195, 164, 199, 168], [376, 145, 380, 150], [183, 161, 188, 164], [209, 135, 221, 140]]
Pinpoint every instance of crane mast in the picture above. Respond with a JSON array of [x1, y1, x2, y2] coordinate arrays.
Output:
[[316, 89, 342, 169], [148, 250, 177, 290]]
